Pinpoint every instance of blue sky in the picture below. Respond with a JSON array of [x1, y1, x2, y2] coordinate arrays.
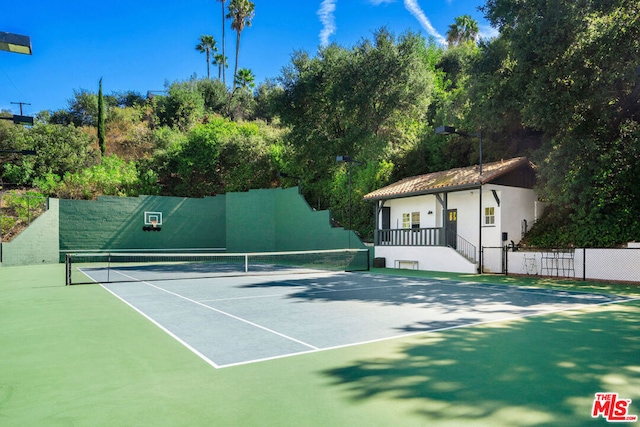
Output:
[[1, 0, 496, 114]]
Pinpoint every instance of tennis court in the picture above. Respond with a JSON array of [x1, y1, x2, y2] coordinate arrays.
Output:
[[3, 263, 640, 426], [78, 262, 634, 368]]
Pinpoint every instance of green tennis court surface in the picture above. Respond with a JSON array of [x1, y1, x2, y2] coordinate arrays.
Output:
[[2, 264, 640, 426], [95, 271, 634, 368]]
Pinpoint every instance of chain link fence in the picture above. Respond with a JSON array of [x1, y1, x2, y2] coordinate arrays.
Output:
[[504, 247, 640, 283]]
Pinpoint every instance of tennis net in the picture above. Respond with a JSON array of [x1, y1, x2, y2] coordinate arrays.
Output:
[[65, 248, 370, 285]]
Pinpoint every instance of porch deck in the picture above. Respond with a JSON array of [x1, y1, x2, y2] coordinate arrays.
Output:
[[375, 227, 477, 264]]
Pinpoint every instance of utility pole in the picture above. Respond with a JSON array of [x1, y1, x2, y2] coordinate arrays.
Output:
[[10, 102, 30, 115]]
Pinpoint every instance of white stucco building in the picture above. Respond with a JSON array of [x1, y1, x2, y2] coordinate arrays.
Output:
[[363, 157, 543, 274]]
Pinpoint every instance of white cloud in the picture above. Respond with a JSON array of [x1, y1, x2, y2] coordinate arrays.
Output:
[[478, 24, 500, 41], [318, 0, 337, 47], [403, 0, 447, 45], [318, 0, 468, 48]]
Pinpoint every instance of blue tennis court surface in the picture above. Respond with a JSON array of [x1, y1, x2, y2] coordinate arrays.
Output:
[[94, 272, 633, 368]]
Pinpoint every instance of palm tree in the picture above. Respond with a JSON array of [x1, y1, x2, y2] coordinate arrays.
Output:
[[446, 15, 479, 47], [234, 68, 255, 93], [213, 53, 228, 81], [227, 0, 255, 88], [195, 35, 218, 79], [227, 68, 256, 119], [218, 0, 227, 85]]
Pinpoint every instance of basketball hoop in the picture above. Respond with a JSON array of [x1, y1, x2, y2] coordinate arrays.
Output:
[[143, 219, 162, 232], [148, 219, 161, 231], [143, 211, 163, 232]]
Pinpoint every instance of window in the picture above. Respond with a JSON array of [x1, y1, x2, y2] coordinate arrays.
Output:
[[402, 212, 420, 229], [485, 207, 495, 225], [411, 212, 420, 229], [402, 213, 411, 229]]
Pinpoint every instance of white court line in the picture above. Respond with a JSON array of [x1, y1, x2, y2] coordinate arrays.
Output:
[[198, 280, 335, 303], [199, 281, 414, 303], [199, 292, 295, 303], [238, 279, 606, 302], [109, 270, 320, 351], [302, 282, 424, 295], [218, 295, 640, 369], [90, 277, 222, 369], [89, 269, 640, 369]]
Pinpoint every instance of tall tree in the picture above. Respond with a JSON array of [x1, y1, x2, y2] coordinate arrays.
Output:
[[227, 0, 255, 88], [446, 15, 479, 47], [156, 117, 275, 197], [476, 0, 640, 246], [253, 79, 283, 123], [277, 29, 435, 221], [97, 77, 106, 155], [63, 89, 99, 126], [156, 80, 206, 131], [195, 35, 217, 79], [227, 68, 256, 120], [213, 53, 228, 81], [218, 0, 227, 85], [234, 68, 255, 93]]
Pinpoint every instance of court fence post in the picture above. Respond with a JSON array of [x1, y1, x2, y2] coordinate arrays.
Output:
[[503, 244, 508, 275]]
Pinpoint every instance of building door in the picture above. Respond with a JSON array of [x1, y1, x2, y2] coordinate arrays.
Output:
[[380, 206, 391, 243], [446, 209, 457, 249], [381, 207, 390, 229]]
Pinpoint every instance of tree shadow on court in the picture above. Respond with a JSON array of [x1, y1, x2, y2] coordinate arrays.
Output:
[[369, 269, 640, 297], [240, 273, 632, 332], [320, 301, 640, 426]]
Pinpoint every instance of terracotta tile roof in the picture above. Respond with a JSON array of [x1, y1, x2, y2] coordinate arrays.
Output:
[[363, 157, 534, 201]]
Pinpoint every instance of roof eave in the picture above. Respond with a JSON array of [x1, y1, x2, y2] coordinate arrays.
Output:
[[363, 182, 482, 202]]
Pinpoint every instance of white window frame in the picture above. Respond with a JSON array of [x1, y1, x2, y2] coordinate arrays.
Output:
[[411, 211, 420, 229], [402, 213, 411, 229], [402, 212, 420, 229], [484, 206, 496, 226]]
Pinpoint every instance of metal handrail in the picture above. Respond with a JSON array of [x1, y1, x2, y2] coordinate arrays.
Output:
[[447, 229, 477, 262]]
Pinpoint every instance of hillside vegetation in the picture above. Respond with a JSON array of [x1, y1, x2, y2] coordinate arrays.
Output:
[[1, 0, 638, 247]]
